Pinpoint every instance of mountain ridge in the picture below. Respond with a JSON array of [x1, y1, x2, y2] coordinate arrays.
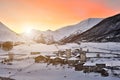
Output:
[[61, 13, 120, 43], [22, 18, 102, 43], [0, 22, 24, 42]]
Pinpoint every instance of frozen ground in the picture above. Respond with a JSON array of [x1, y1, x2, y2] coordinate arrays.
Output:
[[1, 42, 120, 55], [0, 42, 120, 80], [0, 59, 119, 80]]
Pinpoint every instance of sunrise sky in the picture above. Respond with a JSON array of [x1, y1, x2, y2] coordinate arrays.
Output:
[[0, 0, 120, 33]]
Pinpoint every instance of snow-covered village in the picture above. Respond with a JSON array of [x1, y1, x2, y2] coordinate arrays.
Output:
[[0, 0, 120, 80]]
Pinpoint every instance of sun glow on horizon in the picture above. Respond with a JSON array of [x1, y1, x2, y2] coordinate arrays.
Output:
[[23, 24, 34, 35], [0, 0, 119, 33], [25, 28, 32, 34]]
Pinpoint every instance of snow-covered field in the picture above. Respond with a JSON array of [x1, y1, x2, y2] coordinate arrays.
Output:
[[1, 42, 120, 55], [0, 42, 120, 80], [0, 59, 119, 80]]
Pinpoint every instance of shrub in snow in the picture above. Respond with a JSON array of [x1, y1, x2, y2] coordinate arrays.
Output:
[[2, 41, 13, 51], [8, 52, 14, 61], [97, 53, 100, 58], [31, 52, 41, 55], [0, 43, 2, 48], [0, 77, 15, 80], [14, 42, 24, 46], [100, 69, 109, 77]]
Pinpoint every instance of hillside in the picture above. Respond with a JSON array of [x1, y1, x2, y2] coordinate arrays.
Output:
[[0, 22, 23, 42], [61, 14, 120, 43], [22, 18, 102, 43]]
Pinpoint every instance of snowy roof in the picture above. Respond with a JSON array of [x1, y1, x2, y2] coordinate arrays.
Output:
[[68, 57, 79, 60]]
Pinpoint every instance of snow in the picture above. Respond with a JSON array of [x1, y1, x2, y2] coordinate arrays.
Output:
[[0, 59, 119, 80], [84, 58, 120, 67], [68, 57, 79, 60], [0, 42, 120, 80], [4, 43, 78, 55], [0, 22, 24, 42], [75, 42, 120, 54], [22, 18, 103, 41], [86, 53, 117, 57], [53, 18, 103, 41], [0, 42, 120, 57]]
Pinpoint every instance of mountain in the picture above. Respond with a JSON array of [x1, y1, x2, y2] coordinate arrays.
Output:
[[31, 29, 55, 44], [0, 22, 23, 42], [53, 18, 103, 41], [61, 14, 120, 43], [22, 29, 55, 44], [23, 18, 102, 43]]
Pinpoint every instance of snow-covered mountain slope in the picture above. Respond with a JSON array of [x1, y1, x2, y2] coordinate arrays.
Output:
[[53, 18, 103, 41], [22, 29, 55, 44], [22, 18, 103, 43], [0, 22, 23, 42], [61, 13, 120, 43]]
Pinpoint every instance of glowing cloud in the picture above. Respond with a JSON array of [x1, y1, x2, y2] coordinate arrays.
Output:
[[0, 0, 119, 33]]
